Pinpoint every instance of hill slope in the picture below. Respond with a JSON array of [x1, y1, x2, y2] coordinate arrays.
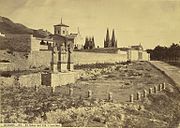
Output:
[[0, 16, 51, 38]]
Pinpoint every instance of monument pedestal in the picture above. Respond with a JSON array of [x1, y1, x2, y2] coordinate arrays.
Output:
[[41, 71, 79, 91]]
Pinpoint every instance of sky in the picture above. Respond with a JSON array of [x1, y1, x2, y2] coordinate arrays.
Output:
[[0, 0, 180, 49]]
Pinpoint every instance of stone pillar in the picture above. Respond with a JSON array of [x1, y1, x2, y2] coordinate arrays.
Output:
[[149, 88, 153, 94], [88, 90, 92, 98], [162, 83, 166, 90], [67, 45, 74, 71], [58, 44, 68, 72], [154, 86, 157, 93], [130, 94, 134, 103], [137, 92, 141, 100], [69, 87, 73, 96], [51, 45, 58, 73], [143, 89, 147, 97], [108, 92, 112, 101]]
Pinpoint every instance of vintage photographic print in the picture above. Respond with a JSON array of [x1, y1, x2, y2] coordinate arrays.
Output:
[[0, 0, 180, 127]]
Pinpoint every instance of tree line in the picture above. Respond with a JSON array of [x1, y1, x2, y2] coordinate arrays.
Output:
[[147, 43, 180, 62]]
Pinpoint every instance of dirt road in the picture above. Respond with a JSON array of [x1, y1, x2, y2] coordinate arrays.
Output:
[[150, 61, 180, 88]]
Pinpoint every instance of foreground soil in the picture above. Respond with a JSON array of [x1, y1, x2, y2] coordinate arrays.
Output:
[[1, 61, 180, 128]]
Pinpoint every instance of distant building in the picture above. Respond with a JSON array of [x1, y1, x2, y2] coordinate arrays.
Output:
[[72, 28, 84, 50], [130, 44, 143, 51], [104, 28, 117, 48], [127, 44, 150, 61]]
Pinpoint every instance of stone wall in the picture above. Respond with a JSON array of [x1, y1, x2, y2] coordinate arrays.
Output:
[[73, 51, 127, 64], [28, 51, 128, 67], [127, 50, 150, 61], [28, 51, 52, 68]]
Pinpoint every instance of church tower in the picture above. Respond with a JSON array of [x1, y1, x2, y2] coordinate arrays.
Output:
[[54, 18, 69, 36], [111, 29, 117, 48], [104, 28, 110, 48]]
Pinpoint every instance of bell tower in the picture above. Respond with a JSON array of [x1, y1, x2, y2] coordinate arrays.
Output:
[[54, 18, 69, 36]]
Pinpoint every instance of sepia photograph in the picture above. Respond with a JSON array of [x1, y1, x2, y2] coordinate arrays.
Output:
[[0, 0, 180, 127]]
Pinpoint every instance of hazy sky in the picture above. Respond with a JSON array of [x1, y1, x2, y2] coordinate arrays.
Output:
[[0, 0, 180, 49]]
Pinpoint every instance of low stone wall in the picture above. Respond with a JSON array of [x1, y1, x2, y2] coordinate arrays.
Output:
[[18, 73, 41, 87], [0, 73, 41, 87], [0, 76, 14, 86]]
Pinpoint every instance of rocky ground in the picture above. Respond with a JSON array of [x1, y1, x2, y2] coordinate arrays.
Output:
[[1, 61, 180, 128]]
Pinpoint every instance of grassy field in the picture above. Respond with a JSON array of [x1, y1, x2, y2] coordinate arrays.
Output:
[[57, 61, 174, 103], [1, 61, 180, 127]]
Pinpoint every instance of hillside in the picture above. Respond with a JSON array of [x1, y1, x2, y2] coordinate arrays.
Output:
[[0, 16, 51, 38]]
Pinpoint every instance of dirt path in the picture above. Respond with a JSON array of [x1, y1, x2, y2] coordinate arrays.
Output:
[[150, 61, 180, 88]]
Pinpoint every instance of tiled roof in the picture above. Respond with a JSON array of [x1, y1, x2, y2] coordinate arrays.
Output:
[[54, 23, 69, 27]]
